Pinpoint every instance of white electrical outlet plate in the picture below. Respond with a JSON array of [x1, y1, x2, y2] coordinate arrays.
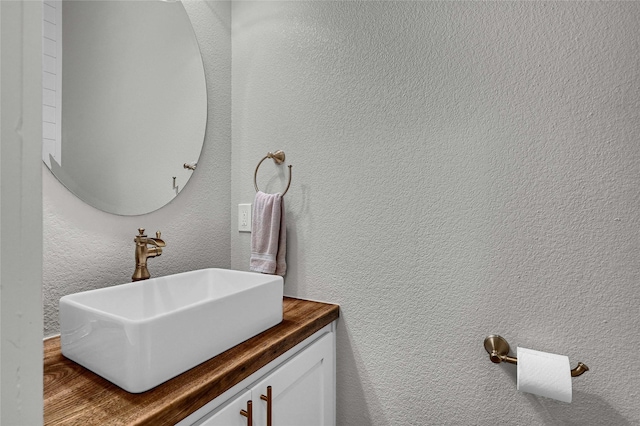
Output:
[[238, 204, 252, 232]]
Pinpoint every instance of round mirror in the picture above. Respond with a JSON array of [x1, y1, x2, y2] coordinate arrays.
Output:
[[42, 0, 207, 215]]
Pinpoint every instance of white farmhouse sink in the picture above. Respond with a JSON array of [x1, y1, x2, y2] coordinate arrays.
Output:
[[59, 268, 283, 393]]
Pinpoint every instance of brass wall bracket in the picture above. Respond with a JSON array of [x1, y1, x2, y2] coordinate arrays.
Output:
[[483, 335, 589, 377]]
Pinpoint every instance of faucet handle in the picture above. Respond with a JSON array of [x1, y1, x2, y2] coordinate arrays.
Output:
[[156, 231, 162, 239], [138, 228, 146, 236]]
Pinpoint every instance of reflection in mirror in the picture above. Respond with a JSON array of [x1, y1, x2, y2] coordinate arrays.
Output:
[[42, 0, 207, 215]]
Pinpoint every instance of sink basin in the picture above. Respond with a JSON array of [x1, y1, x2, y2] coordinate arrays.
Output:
[[59, 268, 283, 393]]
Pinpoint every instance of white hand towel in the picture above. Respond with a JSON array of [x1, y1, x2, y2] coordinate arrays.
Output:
[[250, 191, 286, 276]]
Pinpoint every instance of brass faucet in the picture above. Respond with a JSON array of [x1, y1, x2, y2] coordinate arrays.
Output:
[[132, 228, 166, 281]]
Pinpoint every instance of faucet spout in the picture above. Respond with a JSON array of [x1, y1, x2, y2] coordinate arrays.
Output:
[[147, 231, 166, 248]]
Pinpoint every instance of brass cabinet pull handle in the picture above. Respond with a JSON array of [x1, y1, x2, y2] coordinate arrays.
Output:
[[260, 386, 273, 426], [240, 400, 252, 426]]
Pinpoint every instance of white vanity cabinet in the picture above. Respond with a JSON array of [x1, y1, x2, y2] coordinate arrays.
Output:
[[198, 390, 252, 426], [251, 331, 334, 426], [186, 324, 335, 426]]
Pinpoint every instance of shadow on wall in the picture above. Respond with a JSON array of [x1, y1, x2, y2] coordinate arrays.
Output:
[[534, 392, 631, 426], [335, 317, 386, 425], [501, 364, 631, 425], [278, 183, 310, 294]]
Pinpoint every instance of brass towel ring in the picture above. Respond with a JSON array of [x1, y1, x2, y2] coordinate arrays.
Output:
[[254, 150, 293, 196]]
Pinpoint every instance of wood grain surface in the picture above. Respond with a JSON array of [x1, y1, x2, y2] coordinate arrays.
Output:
[[44, 297, 339, 425]]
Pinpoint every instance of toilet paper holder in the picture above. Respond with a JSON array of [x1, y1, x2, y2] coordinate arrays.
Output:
[[484, 335, 589, 377]]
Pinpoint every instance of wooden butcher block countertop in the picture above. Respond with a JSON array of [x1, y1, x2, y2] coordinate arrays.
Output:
[[44, 297, 339, 426]]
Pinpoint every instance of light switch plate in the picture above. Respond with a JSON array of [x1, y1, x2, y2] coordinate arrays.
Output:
[[238, 204, 252, 232]]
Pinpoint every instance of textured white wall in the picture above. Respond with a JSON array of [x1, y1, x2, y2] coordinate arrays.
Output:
[[43, 1, 232, 337], [231, 2, 640, 424]]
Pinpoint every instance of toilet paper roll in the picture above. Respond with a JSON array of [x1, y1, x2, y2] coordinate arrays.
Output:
[[517, 346, 572, 403]]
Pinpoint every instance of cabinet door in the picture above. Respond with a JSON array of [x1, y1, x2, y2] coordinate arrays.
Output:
[[251, 333, 335, 426], [197, 390, 252, 426]]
